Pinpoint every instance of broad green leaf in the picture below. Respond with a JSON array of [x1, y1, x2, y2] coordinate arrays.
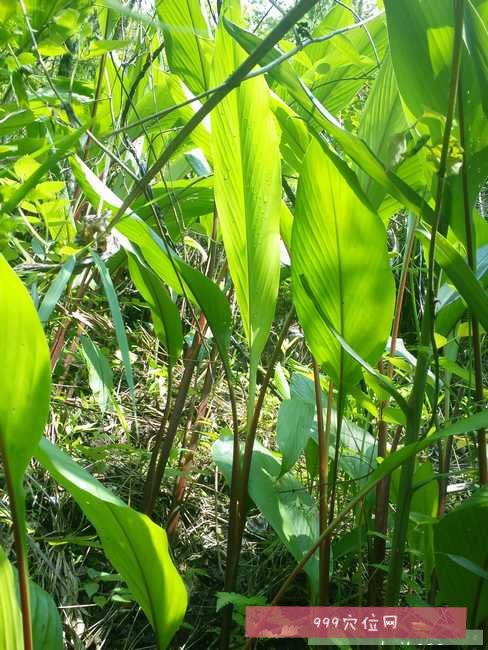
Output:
[[0, 547, 22, 650], [116, 216, 231, 363], [156, 0, 212, 96], [80, 335, 114, 413], [35, 438, 188, 649], [299, 273, 409, 413], [38, 257, 75, 323], [465, 0, 488, 116], [70, 153, 134, 216], [277, 398, 315, 475], [0, 256, 51, 482], [382, 0, 488, 243], [127, 254, 183, 362], [292, 138, 395, 388], [278, 373, 377, 479], [29, 579, 63, 650], [435, 485, 488, 625], [436, 243, 488, 334], [71, 153, 213, 243], [223, 17, 436, 227], [91, 251, 135, 400], [84, 39, 130, 59], [417, 229, 488, 333], [304, 1, 354, 63], [212, 432, 320, 594], [270, 93, 310, 173], [123, 70, 211, 157], [304, 13, 387, 116], [212, 0, 281, 377], [384, 0, 454, 118], [357, 50, 408, 210]]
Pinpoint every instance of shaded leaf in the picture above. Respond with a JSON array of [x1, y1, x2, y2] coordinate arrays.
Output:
[[29, 579, 63, 650], [38, 257, 75, 323], [35, 438, 188, 649], [127, 253, 183, 362], [212, 432, 320, 594], [80, 335, 113, 413], [92, 251, 135, 400], [435, 485, 488, 625]]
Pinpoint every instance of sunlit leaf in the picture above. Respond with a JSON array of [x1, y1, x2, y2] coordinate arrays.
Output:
[[156, 0, 212, 95], [292, 138, 395, 388], [212, 0, 281, 379]]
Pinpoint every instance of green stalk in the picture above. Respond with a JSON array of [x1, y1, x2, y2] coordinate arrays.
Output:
[[384, 0, 465, 605], [370, 218, 417, 605], [458, 78, 488, 485], [220, 308, 294, 648], [313, 361, 332, 605]]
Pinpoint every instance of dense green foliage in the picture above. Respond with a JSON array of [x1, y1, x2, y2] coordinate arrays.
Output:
[[0, 0, 487, 648]]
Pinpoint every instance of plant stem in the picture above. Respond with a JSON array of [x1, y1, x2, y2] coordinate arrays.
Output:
[[142, 319, 205, 515], [167, 346, 218, 539], [370, 218, 417, 605], [458, 77, 487, 485], [384, 0, 465, 605], [328, 366, 344, 524], [314, 361, 332, 605], [220, 308, 294, 648], [238, 307, 295, 538]]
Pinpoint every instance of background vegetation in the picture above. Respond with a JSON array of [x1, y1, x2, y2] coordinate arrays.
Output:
[[0, 0, 487, 648]]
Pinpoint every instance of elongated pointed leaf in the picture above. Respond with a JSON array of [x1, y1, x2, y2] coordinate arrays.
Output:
[[384, 0, 454, 118], [38, 257, 75, 323], [0, 256, 51, 482], [212, 433, 320, 594], [156, 0, 212, 95], [116, 216, 231, 363], [292, 139, 395, 388], [91, 251, 135, 400], [305, 12, 387, 116], [29, 579, 63, 650], [300, 273, 408, 413], [0, 548, 22, 650], [357, 50, 408, 209], [80, 335, 114, 413], [435, 484, 488, 625], [417, 229, 488, 333], [35, 438, 188, 649], [212, 0, 281, 375], [223, 18, 436, 228], [127, 253, 183, 362]]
